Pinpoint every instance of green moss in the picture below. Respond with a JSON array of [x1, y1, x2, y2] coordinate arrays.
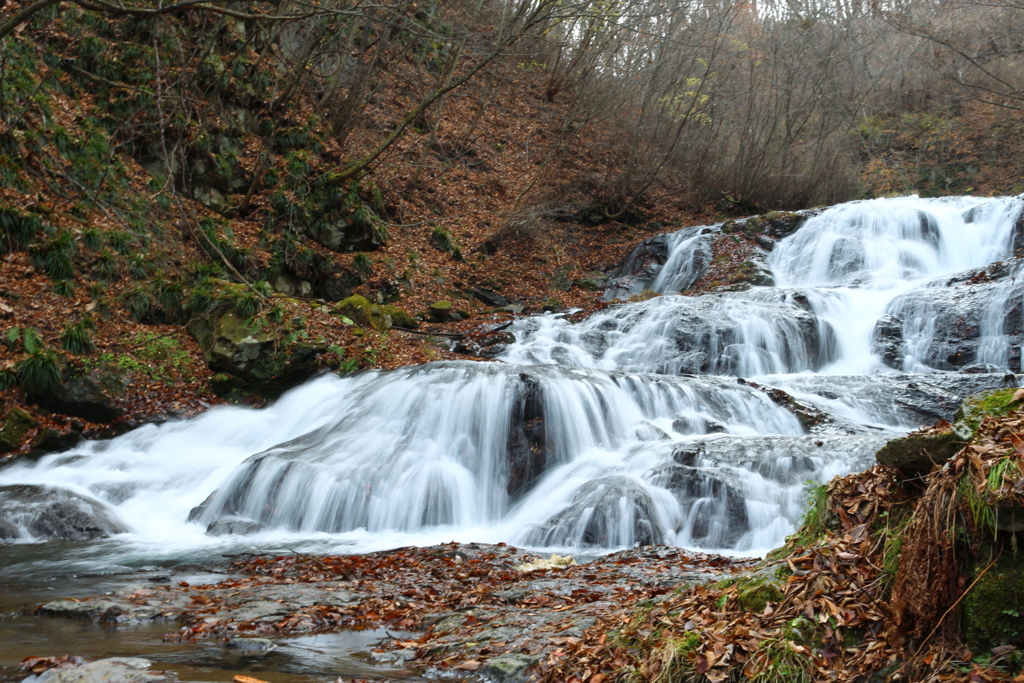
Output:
[[954, 388, 1024, 439], [380, 304, 417, 329], [0, 407, 37, 453], [789, 483, 833, 547], [963, 556, 1024, 653], [335, 295, 393, 332], [731, 565, 786, 614]]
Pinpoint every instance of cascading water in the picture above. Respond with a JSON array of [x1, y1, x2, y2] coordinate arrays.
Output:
[[2, 195, 1023, 571]]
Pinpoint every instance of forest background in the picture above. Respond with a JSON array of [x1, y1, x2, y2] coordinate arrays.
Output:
[[1, 0, 1023, 445]]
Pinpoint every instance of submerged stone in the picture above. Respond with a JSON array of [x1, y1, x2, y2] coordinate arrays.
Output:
[[481, 653, 540, 683], [27, 658, 168, 683]]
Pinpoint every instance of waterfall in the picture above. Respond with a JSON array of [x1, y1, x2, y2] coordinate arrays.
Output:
[[2, 195, 1022, 561]]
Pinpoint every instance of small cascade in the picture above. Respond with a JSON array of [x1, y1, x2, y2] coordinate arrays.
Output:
[[2, 195, 1022, 563]]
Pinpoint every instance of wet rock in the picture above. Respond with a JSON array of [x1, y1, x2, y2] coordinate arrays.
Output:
[[232, 601, 292, 622], [649, 465, 749, 548], [726, 260, 775, 289], [225, 637, 277, 652], [0, 484, 128, 541], [432, 613, 468, 632], [32, 368, 126, 423], [370, 649, 416, 664], [1014, 208, 1024, 258], [31, 429, 84, 454], [874, 261, 1024, 372], [753, 233, 776, 251], [0, 407, 36, 453], [745, 381, 831, 431], [525, 476, 666, 548], [603, 232, 711, 299], [26, 658, 168, 683], [875, 430, 964, 472], [188, 490, 217, 522], [187, 310, 326, 394], [782, 373, 1019, 426], [481, 653, 540, 683], [759, 209, 823, 239], [506, 375, 548, 501], [205, 517, 263, 536], [37, 600, 133, 622]]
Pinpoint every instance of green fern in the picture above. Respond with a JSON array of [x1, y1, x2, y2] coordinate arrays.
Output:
[[22, 327, 43, 354], [61, 321, 95, 354], [17, 349, 62, 394], [353, 252, 373, 276]]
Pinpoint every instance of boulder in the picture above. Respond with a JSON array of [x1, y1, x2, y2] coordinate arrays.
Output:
[[187, 311, 326, 394], [32, 368, 126, 423], [0, 484, 128, 541], [0, 407, 36, 453], [193, 185, 231, 216], [603, 231, 713, 300], [271, 273, 312, 298]]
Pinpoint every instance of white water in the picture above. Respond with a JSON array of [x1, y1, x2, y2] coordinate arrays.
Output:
[[1, 195, 1022, 569]]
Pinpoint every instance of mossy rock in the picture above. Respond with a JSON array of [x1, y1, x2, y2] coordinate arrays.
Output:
[[0, 408, 37, 454], [188, 311, 325, 395], [963, 555, 1024, 653], [575, 273, 608, 291], [953, 388, 1024, 439], [722, 563, 786, 614], [380, 304, 417, 329], [875, 430, 965, 472], [728, 261, 775, 288], [334, 296, 415, 331], [428, 300, 453, 322], [335, 295, 387, 332]]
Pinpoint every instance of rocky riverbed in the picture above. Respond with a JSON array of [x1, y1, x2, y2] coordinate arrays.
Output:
[[9, 543, 757, 683]]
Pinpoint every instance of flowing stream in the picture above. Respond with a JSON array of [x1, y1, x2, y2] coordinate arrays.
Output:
[[1, 195, 1023, 678]]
